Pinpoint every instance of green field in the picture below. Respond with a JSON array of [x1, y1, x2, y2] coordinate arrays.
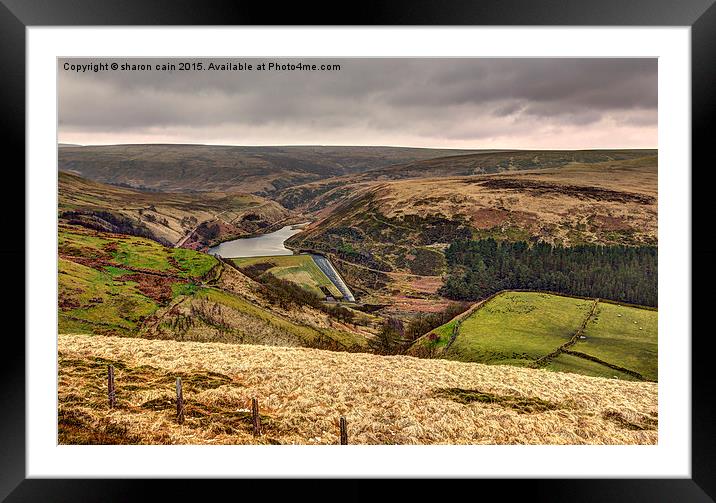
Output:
[[441, 292, 593, 366], [545, 353, 639, 380], [232, 255, 342, 299], [570, 302, 658, 381], [411, 291, 657, 381]]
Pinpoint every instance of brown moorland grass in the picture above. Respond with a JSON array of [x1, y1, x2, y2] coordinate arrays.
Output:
[[291, 155, 658, 270], [59, 333, 657, 445], [58, 172, 289, 247]]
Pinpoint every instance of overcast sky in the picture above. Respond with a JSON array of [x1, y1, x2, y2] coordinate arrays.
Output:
[[58, 58, 657, 149]]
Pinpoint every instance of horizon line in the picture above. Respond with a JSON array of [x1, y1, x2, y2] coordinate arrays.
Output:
[[58, 141, 658, 151]]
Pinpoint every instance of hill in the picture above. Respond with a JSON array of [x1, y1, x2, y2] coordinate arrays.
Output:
[[290, 154, 657, 254], [58, 224, 370, 351], [58, 333, 657, 445], [275, 149, 656, 210], [59, 171, 290, 248], [357, 148, 656, 181], [408, 291, 657, 381], [285, 155, 657, 313], [57, 144, 489, 194]]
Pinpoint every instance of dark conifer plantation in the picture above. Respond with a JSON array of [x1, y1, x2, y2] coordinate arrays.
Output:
[[440, 239, 657, 307]]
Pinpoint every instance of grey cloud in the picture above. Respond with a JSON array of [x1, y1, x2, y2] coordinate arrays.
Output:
[[58, 58, 657, 147]]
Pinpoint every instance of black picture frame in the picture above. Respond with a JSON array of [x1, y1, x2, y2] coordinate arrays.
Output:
[[2, 0, 713, 500]]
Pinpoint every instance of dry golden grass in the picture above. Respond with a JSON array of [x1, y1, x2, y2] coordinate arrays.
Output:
[[302, 156, 658, 249], [59, 333, 657, 445]]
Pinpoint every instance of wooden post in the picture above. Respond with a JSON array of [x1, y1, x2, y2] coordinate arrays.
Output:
[[107, 365, 116, 409], [340, 417, 348, 445], [252, 397, 261, 436], [176, 377, 185, 424]]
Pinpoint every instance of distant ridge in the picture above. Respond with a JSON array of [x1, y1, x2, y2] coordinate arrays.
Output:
[[56, 144, 493, 193], [57, 144, 654, 195]]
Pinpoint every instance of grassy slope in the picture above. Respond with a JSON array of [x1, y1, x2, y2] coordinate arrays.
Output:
[[410, 292, 657, 381], [58, 225, 366, 350], [232, 255, 342, 299], [59, 258, 158, 333], [59, 171, 289, 247], [59, 228, 215, 334], [59, 227, 218, 278], [58, 333, 658, 445]]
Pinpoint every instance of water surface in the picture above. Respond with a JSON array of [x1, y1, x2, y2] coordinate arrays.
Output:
[[208, 224, 307, 258]]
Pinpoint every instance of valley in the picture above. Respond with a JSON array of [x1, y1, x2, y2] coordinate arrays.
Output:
[[59, 145, 658, 342], [52, 55, 663, 449], [58, 145, 659, 445]]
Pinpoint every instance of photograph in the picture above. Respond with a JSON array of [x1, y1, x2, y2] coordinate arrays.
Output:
[[56, 57, 658, 446]]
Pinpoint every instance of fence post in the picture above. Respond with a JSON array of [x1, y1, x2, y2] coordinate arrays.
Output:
[[340, 417, 348, 445], [252, 397, 261, 436], [176, 377, 185, 424], [107, 365, 116, 409]]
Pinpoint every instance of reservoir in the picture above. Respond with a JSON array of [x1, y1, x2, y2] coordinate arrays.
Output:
[[208, 221, 356, 302], [208, 224, 307, 258]]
